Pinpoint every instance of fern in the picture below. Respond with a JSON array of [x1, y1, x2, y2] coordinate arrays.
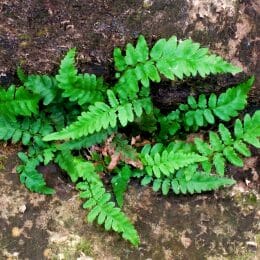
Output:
[[194, 111, 260, 175], [56, 48, 107, 105], [0, 115, 53, 145], [16, 152, 55, 195], [140, 142, 206, 178], [0, 85, 39, 118], [24, 75, 58, 105], [159, 77, 254, 136], [1, 35, 258, 247], [112, 165, 132, 207], [43, 93, 152, 141], [113, 35, 241, 99], [55, 151, 139, 246], [140, 164, 235, 195]]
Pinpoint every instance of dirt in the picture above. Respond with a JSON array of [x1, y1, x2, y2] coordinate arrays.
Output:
[[0, 143, 259, 259], [0, 0, 259, 259]]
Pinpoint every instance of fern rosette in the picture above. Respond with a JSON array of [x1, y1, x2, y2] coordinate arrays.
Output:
[[1, 34, 258, 246]]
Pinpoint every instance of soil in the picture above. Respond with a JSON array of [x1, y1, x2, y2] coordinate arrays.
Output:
[[0, 0, 259, 259]]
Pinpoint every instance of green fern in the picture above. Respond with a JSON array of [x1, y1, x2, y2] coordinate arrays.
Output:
[[112, 165, 132, 207], [56, 151, 139, 246], [16, 152, 54, 195], [0, 85, 39, 118], [0, 115, 53, 145], [194, 111, 260, 175], [140, 142, 206, 178], [113, 35, 241, 99], [56, 48, 107, 105], [43, 93, 152, 141], [141, 164, 235, 195], [159, 77, 254, 136], [1, 35, 258, 247], [24, 75, 58, 105]]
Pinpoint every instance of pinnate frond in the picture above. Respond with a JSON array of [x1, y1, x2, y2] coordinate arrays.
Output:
[[56, 48, 106, 105], [113, 35, 241, 100], [16, 152, 54, 195], [43, 94, 152, 141], [193, 111, 260, 175], [55, 151, 140, 246], [24, 75, 58, 105], [140, 143, 207, 178], [0, 85, 39, 118], [162, 77, 254, 134]]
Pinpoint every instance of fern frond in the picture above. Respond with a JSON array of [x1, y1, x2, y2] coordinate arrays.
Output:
[[56, 48, 106, 105], [0, 115, 53, 145], [152, 37, 241, 79], [16, 152, 54, 195], [43, 95, 152, 141], [161, 77, 254, 134], [170, 173, 235, 194], [56, 151, 140, 246], [194, 111, 260, 175], [57, 128, 115, 151], [24, 75, 58, 105], [140, 164, 235, 195], [0, 85, 39, 117], [140, 143, 207, 178], [113, 35, 241, 100], [112, 166, 132, 207]]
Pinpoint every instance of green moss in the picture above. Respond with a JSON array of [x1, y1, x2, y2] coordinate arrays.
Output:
[[76, 239, 93, 256]]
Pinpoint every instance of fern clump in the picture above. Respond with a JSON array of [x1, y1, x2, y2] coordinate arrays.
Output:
[[0, 35, 259, 246]]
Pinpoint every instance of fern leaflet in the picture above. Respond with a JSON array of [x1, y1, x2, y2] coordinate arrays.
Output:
[[112, 166, 132, 207], [140, 142, 207, 178], [56, 48, 107, 105], [0, 85, 39, 118], [194, 111, 260, 175]]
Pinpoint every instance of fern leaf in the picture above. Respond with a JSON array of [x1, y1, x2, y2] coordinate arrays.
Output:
[[140, 143, 207, 178], [241, 111, 260, 148], [141, 165, 235, 195], [0, 115, 53, 145], [57, 128, 115, 151], [56, 48, 106, 105], [24, 75, 58, 105], [212, 77, 254, 121], [171, 173, 235, 194], [16, 152, 54, 195], [113, 35, 241, 101], [153, 37, 241, 79], [0, 115, 21, 141], [43, 97, 152, 141], [181, 78, 253, 130], [112, 166, 131, 207], [194, 111, 260, 175], [160, 78, 253, 137], [0, 85, 39, 117], [56, 151, 139, 246]]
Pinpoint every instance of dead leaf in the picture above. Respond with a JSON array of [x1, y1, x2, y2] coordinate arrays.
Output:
[[12, 227, 23, 237], [180, 231, 192, 248], [107, 153, 120, 171]]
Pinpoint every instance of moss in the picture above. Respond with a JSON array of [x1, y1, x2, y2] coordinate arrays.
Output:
[[256, 233, 260, 245], [63, 217, 75, 229], [75, 239, 93, 256]]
